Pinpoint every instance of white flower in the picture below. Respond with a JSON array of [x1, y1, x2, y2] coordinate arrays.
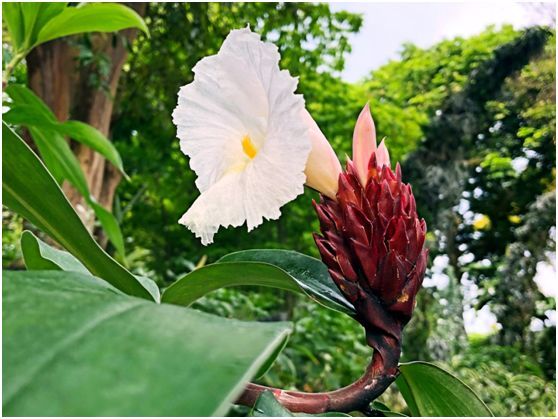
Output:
[[172, 28, 311, 245]]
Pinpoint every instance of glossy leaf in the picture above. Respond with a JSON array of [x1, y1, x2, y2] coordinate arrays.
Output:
[[35, 3, 149, 47], [397, 361, 493, 417], [162, 262, 300, 305], [1, 122, 151, 300], [218, 250, 355, 315], [3, 270, 291, 416], [162, 256, 354, 315]]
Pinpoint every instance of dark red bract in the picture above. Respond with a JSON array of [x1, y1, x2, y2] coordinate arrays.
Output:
[[313, 153, 428, 371]]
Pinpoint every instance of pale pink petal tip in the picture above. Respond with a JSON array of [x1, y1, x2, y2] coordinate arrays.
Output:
[[376, 139, 391, 168], [352, 102, 377, 185]]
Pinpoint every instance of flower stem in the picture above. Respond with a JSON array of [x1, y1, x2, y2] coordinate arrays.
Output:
[[236, 349, 399, 414], [3, 51, 26, 87]]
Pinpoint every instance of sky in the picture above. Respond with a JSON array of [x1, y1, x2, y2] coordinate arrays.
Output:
[[331, 1, 555, 82]]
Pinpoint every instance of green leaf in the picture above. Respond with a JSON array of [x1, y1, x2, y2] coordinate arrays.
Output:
[[6, 85, 127, 177], [162, 250, 354, 315], [28, 126, 89, 192], [251, 391, 351, 417], [5, 85, 57, 121], [89, 199, 126, 258], [218, 250, 355, 315], [162, 263, 310, 379], [6, 86, 128, 254], [161, 252, 351, 380], [3, 270, 291, 416], [254, 334, 290, 379], [2, 3, 25, 51], [20, 230, 159, 303], [3, 104, 57, 127], [2, 3, 67, 52], [134, 275, 161, 304], [161, 259, 354, 316], [27, 125, 126, 256], [35, 3, 149, 47], [21, 230, 89, 274], [19, 2, 41, 50], [252, 391, 294, 417], [2, 122, 151, 300], [370, 401, 408, 417], [58, 120, 127, 178], [397, 361, 493, 417], [162, 262, 298, 305]]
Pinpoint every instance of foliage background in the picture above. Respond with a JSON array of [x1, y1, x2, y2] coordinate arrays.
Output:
[[2, 3, 556, 416]]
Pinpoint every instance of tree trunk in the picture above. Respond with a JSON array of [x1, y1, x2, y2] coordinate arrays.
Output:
[[26, 3, 146, 237]]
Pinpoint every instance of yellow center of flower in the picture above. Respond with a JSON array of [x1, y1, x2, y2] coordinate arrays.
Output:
[[242, 135, 258, 159]]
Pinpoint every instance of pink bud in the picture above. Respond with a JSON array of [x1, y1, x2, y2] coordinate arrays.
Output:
[[352, 103, 377, 186], [302, 109, 342, 199], [375, 139, 391, 169]]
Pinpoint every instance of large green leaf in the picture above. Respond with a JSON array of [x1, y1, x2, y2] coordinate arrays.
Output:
[[396, 362, 493, 417], [218, 250, 355, 314], [1, 122, 150, 300], [3, 270, 291, 416], [35, 3, 149, 46]]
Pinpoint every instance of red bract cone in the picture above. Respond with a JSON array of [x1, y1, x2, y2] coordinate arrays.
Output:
[[313, 153, 428, 374]]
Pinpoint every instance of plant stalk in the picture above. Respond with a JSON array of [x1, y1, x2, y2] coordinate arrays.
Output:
[[3, 51, 26, 87], [236, 348, 399, 414]]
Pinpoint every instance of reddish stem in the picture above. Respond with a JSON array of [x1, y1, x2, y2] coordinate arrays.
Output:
[[236, 349, 399, 414]]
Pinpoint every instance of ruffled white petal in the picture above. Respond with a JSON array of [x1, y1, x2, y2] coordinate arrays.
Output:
[[173, 28, 311, 244]]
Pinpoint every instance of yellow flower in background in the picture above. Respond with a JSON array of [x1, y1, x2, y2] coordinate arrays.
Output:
[[473, 214, 491, 231], [508, 215, 521, 224], [173, 28, 311, 245]]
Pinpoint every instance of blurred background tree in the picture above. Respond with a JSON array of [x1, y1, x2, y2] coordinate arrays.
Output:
[[3, 3, 555, 416]]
